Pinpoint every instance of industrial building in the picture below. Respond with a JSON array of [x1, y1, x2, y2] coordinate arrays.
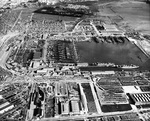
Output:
[[129, 93, 150, 105]]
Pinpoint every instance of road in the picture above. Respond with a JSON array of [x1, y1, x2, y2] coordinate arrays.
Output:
[[10, 10, 22, 32], [25, 78, 35, 121], [43, 40, 48, 63], [0, 32, 19, 51], [35, 110, 135, 121], [0, 32, 19, 70], [0, 45, 13, 69], [0, 10, 23, 71]]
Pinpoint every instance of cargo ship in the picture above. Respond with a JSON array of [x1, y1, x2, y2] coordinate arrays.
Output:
[[120, 65, 139, 69]]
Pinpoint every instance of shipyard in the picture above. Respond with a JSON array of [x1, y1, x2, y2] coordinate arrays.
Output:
[[0, 0, 150, 121]]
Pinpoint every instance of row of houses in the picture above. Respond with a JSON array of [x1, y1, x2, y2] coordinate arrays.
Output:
[[0, 97, 14, 116]]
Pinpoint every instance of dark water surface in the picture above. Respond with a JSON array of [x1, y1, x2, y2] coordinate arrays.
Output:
[[76, 40, 150, 70]]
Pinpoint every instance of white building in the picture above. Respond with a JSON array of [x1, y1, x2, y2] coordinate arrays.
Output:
[[91, 71, 115, 75], [38, 0, 59, 4], [10, 0, 29, 4]]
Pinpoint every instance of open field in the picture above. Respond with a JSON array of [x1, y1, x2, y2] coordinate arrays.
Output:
[[97, 0, 150, 35]]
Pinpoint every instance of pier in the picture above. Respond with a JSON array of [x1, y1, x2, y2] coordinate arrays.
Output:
[[128, 37, 150, 58]]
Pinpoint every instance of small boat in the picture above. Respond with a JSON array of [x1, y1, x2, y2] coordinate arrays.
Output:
[[96, 37, 101, 43], [105, 37, 112, 43], [117, 37, 124, 43], [92, 37, 99, 43], [97, 37, 102, 43], [99, 37, 105, 43]]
